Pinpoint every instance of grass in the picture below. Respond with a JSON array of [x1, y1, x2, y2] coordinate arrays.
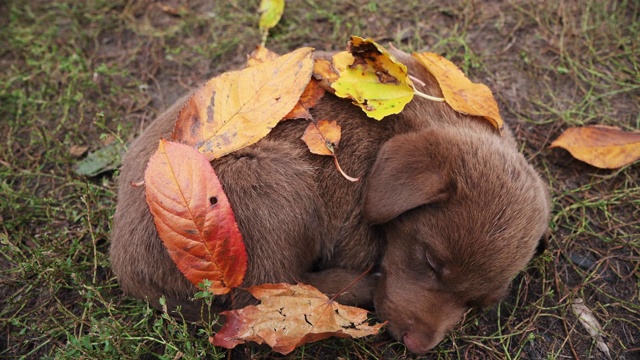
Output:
[[1, 0, 639, 358]]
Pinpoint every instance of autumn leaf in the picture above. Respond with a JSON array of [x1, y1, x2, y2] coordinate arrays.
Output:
[[171, 47, 314, 161], [144, 140, 247, 294], [572, 298, 611, 358], [302, 119, 341, 156], [210, 283, 384, 354], [283, 79, 325, 120], [301, 120, 358, 181], [258, 0, 284, 45], [549, 125, 640, 169], [246, 45, 279, 67], [412, 52, 504, 132], [331, 36, 415, 120], [313, 58, 340, 93]]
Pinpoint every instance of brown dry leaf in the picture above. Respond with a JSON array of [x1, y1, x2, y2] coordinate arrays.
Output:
[[69, 144, 89, 157], [157, 3, 188, 16], [283, 79, 325, 120], [301, 119, 341, 156], [171, 47, 314, 160], [144, 140, 247, 294], [210, 283, 384, 354], [550, 125, 640, 169], [571, 298, 611, 359], [247, 45, 279, 67], [412, 52, 504, 133], [301, 120, 358, 181], [313, 58, 340, 93]]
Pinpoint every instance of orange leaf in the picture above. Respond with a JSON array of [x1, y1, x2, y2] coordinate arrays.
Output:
[[144, 140, 247, 294], [412, 52, 504, 133], [313, 58, 340, 92], [549, 125, 640, 169], [210, 283, 384, 354], [172, 47, 314, 160], [301, 120, 341, 156], [283, 78, 325, 120], [301, 120, 359, 181], [246, 45, 279, 67]]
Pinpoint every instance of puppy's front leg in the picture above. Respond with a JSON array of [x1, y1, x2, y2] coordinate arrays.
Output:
[[302, 269, 377, 308]]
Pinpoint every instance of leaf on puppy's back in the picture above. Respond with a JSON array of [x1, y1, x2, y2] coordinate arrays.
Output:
[[144, 139, 247, 294], [171, 47, 314, 160], [412, 52, 504, 133], [331, 36, 415, 120]]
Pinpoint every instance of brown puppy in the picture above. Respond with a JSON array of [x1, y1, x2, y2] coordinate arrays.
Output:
[[110, 49, 550, 354]]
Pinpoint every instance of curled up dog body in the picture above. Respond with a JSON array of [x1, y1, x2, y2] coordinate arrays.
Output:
[[110, 48, 550, 354]]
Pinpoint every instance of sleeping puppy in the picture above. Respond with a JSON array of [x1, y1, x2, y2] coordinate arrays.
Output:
[[110, 48, 550, 354]]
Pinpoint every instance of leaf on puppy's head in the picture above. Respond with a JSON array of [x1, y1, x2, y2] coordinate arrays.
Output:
[[411, 52, 504, 133]]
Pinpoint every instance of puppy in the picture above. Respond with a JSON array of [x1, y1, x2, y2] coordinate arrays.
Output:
[[110, 49, 550, 354]]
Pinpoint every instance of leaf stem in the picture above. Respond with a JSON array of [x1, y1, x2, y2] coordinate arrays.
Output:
[[333, 156, 359, 182], [414, 89, 445, 102]]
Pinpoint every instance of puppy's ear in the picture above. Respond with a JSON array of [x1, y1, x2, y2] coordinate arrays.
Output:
[[364, 130, 451, 224]]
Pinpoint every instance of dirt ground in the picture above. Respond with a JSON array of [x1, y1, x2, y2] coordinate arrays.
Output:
[[1, 0, 638, 359]]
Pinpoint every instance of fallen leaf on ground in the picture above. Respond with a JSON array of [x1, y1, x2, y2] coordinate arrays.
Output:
[[549, 125, 640, 169], [331, 36, 415, 120], [210, 283, 384, 354], [258, 0, 284, 44], [171, 47, 314, 160], [412, 52, 504, 132], [283, 79, 325, 120], [144, 140, 247, 294], [69, 144, 89, 157], [301, 120, 358, 181], [571, 298, 611, 359], [74, 142, 125, 177], [246, 45, 279, 67]]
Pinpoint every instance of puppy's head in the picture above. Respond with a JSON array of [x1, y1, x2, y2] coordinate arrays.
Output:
[[364, 126, 549, 354]]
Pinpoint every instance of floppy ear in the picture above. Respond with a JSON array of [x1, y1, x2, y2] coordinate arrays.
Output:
[[364, 130, 451, 224]]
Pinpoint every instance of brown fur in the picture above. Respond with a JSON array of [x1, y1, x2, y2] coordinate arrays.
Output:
[[110, 49, 550, 354]]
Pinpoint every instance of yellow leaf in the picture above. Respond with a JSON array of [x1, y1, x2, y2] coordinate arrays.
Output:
[[258, 0, 284, 32], [171, 47, 314, 160], [550, 125, 640, 169], [412, 52, 504, 132], [246, 45, 279, 67], [331, 37, 415, 120]]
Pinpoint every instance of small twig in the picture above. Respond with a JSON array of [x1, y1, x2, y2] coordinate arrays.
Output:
[[329, 264, 374, 303], [332, 156, 359, 182], [414, 89, 445, 102]]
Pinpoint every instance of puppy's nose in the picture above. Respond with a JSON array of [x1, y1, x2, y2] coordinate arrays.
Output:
[[402, 333, 432, 355]]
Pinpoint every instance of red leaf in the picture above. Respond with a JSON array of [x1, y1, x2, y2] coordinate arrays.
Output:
[[144, 140, 247, 294]]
